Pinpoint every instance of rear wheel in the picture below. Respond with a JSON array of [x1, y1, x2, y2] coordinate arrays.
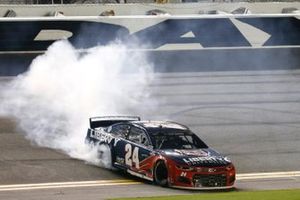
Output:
[[154, 160, 168, 187]]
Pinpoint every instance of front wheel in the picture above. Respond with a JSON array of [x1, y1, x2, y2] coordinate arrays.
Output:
[[154, 160, 168, 187]]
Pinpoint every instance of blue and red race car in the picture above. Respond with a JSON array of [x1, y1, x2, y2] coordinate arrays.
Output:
[[85, 116, 236, 189]]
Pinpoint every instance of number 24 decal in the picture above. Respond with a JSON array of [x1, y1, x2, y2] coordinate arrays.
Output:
[[125, 144, 140, 169]]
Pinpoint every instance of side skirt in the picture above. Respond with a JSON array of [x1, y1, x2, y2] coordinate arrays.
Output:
[[127, 169, 153, 182]]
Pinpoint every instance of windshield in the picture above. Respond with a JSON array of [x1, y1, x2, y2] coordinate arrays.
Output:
[[152, 131, 208, 150]]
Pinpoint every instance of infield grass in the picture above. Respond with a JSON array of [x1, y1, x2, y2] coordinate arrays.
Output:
[[112, 189, 300, 200]]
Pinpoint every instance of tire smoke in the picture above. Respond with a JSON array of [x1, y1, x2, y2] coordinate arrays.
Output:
[[0, 40, 154, 168]]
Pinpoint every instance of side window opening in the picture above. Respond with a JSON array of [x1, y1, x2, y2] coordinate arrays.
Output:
[[109, 124, 130, 138], [153, 131, 208, 149], [128, 126, 149, 146]]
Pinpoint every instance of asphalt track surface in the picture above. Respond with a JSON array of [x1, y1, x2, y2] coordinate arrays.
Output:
[[0, 70, 300, 199]]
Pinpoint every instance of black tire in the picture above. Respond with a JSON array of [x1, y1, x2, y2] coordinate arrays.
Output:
[[154, 160, 168, 187]]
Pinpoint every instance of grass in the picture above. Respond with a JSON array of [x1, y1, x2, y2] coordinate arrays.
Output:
[[111, 189, 300, 200]]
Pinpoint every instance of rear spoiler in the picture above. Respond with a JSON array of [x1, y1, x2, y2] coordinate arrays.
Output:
[[89, 116, 141, 129]]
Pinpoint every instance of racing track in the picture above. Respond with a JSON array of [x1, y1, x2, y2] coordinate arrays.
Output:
[[0, 69, 300, 199]]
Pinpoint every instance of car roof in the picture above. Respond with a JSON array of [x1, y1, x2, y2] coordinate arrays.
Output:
[[131, 120, 189, 134]]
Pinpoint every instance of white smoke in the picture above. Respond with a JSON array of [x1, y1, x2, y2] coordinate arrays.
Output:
[[0, 40, 154, 168]]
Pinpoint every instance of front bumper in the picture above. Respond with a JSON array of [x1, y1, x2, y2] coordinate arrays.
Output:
[[171, 185, 234, 190], [168, 164, 236, 189]]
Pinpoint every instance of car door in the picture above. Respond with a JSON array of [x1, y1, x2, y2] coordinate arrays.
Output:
[[126, 125, 153, 167], [110, 124, 154, 179]]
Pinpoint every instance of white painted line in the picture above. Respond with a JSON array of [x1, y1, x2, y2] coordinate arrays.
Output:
[[0, 179, 135, 188], [237, 171, 300, 180], [0, 182, 140, 192]]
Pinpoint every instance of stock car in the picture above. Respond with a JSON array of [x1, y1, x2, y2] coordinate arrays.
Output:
[[85, 116, 236, 189]]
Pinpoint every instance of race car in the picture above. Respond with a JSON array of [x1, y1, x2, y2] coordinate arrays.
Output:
[[85, 116, 236, 189]]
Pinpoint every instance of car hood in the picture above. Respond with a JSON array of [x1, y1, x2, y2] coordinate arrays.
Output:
[[160, 148, 231, 167]]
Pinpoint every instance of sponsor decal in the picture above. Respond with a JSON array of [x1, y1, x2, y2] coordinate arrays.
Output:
[[90, 129, 121, 146], [113, 138, 122, 146], [90, 129, 114, 144], [175, 149, 209, 157], [183, 156, 229, 165], [208, 168, 217, 173], [180, 172, 187, 177]]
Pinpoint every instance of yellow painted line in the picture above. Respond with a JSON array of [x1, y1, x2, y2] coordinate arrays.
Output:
[[0, 179, 133, 188], [0, 171, 299, 192], [237, 171, 300, 180], [0, 179, 141, 192]]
